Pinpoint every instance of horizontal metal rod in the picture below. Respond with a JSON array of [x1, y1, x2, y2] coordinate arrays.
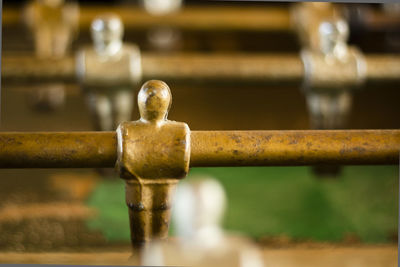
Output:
[[3, 6, 399, 32], [4, 6, 291, 31], [190, 130, 400, 166], [3, 53, 400, 84], [0, 130, 398, 168], [2, 55, 76, 82], [0, 132, 117, 168], [142, 53, 304, 83]]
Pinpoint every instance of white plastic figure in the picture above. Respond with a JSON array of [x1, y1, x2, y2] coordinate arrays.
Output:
[[76, 15, 142, 131], [137, 177, 264, 267]]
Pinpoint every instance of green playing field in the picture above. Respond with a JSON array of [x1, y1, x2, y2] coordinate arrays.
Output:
[[87, 166, 398, 243]]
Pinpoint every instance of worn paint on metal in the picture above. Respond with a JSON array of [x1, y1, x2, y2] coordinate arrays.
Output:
[[0, 132, 117, 168], [190, 130, 400, 167], [0, 130, 399, 168]]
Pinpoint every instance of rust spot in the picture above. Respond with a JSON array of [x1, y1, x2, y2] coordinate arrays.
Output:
[[256, 148, 265, 154], [353, 147, 366, 153], [153, 202, 170, 211], [263, 135, 272, 142], [229, 134, 241, 144], [128, 202, 145, 212], [289, 139, 298, 145]]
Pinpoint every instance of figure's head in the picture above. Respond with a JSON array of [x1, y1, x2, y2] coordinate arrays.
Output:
[[306, 2, 332, 11], [142, 0, 182, 15], [138, 80, 172, 122], [172, 177, 227, 240], [91, 14, 124, 53], [37, 0, 64, 7], [319, 19, 349, 54]]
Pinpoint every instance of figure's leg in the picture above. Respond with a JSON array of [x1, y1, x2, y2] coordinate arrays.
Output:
[[35, 26, 52, 58], [52, 26, 71, 58], [112, 90, 134, 129], [87, 92, 113, 131]]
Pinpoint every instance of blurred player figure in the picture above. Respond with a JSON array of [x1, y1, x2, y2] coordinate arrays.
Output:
[[141, 0, 182, 51], [24, 0, 79, 111], [137, 176, 264, 267], [77, 14, 141, 131], [303, 19, 365, 177], [291, 2, 341, 50], [305, 19, 353, 130], [142, 0, 182, 15], [25, 0, 79, 59]]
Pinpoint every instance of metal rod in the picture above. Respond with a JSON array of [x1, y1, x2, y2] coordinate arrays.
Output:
[[0, 132, 117, 168], [190, 130, 400, 166], [365, 55, 400, 82], [3, 6, 399, 31], [0, 130, 398, 168], [3, 53, 400, 84], [4, 6, 291, 31], [2, 56, 76, 82], [142, 53, 304, 83]]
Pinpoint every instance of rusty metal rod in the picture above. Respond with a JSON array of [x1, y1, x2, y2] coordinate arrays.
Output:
[[2, 53, 400, 84], [190, 130, 400, 166], [0, 132, 117, 168], [0, 130, 398, 168]]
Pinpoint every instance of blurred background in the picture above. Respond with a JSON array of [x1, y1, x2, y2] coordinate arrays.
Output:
[[0, 1, 399, 266]]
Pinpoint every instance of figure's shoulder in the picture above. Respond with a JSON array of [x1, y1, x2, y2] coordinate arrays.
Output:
[[118, 120, 189, 135], [76, 46, 95, 57], [163, 120, 190, 131], [122, 44, 141, 55], [118, 120, 142, 129], [64, 2, 80, 12]]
